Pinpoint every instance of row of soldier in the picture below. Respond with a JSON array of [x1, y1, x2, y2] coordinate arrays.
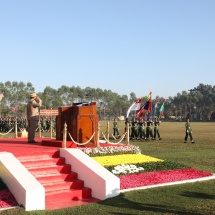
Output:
[[0, 117, 55, 133], [113, 117, 162, 141]]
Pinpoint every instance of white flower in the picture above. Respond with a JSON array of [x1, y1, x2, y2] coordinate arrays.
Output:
[[81, 145, 141, 157], [111, 164, 144, 176]]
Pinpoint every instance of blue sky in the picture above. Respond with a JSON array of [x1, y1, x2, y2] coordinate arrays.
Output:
[[1, 0, 214, 99]]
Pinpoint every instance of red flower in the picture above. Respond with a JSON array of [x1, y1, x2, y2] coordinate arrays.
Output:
[[119, 168, 213, 190], [0, 189, 18, 209]]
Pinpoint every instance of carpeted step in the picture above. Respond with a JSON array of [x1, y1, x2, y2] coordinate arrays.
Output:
[[36, 172, 78, 184], [20, 157, 66, 168], [42, 179, 85, 192], [41, 139, 77, 148], [27, 164, 72, 176], [45, 195, 99, 210], [16, 148, 98, 210], [17, 150, 60, 161], [46, 187, 92, 200]]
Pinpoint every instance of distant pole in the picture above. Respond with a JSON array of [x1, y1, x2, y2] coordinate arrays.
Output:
[[38, 121, 41, 138], [63, 122, 67, 148], [97, 122, 100, 147], [126, 122, 130, 145], [107, 121, 109, 141], [50, 108, 53, 138], [14, 118, 18, 138]]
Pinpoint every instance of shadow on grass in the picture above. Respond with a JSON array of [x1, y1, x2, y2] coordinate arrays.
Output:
[[98, 193, 201, 215], [181, 191, 215, 200]]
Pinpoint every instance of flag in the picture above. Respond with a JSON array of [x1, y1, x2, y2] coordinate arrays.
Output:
[[136, 92, 152, 118], [144, 112, 148, 120], [136, 100, 152, 117], [147, 91, 152, 100], [159, 99, 166, 116], [147, 91, 152, 112], [126, 98, 142, 117], [152, 99, 159, 121]]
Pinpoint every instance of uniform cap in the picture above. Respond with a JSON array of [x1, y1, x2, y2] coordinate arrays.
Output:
[[30, 93, 37, 98]]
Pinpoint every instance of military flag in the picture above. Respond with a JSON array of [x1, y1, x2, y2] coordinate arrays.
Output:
[[152, 99, 159, 121], [126, 98, 142, 118], [159, 99, 166, 117], [136, 91, 152, 118]]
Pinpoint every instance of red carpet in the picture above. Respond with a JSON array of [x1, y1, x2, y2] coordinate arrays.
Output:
[[0, 137, 100, 210]]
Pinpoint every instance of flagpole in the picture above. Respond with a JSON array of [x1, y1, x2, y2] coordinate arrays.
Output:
[[150, 92, 152, 119]]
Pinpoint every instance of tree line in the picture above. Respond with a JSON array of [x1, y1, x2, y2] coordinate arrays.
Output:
[[0, 81, 214, 121]]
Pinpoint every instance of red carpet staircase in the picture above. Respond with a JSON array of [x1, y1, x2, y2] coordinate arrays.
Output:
[[16, 149, 99, 210]]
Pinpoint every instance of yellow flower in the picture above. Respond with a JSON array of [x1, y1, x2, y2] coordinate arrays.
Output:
[[92, 154, 163, 166]]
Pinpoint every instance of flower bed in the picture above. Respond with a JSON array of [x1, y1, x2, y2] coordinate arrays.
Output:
[[81, 145, 141, 156], [119, 168, 213, 190], [83, 145, 213, 190], [0, 189, 18, 209], [92, 154, 163, 166], [105, 160, 189, 176]]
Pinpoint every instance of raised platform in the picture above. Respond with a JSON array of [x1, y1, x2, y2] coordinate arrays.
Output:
[[41, 139, 77, 148], [41, 139, 115, 148], [0, 137, 119, 211]]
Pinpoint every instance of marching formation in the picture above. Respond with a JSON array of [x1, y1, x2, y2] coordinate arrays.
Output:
[[113, 117, 162, 141], [128, 117, 162, 141], [113, 92, 195, 144]]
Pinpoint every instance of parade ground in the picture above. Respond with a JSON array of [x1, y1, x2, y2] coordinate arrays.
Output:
[[0, 121, 215, 214]]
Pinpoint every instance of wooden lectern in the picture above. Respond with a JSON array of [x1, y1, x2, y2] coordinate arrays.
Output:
[[56, 102, 98, 147]]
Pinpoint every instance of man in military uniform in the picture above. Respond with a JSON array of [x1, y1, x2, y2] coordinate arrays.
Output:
[[146, 117, 154, 140], [113, 118, 120, 138], [137, 118, 146, 140], [153, 117, 162, 140], [130, 118, 138, 140], [184, 118, 195, 143], [27, 93, 42, 143]]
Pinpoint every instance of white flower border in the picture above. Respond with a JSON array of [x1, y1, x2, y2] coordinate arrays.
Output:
[[80, 145, 141, 157]]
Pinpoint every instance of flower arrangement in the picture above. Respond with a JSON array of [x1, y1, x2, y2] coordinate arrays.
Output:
[[80, 145, 141, 157], [119, 168, 213, 190], [0, 189, 18, 208], [105, 160, 189, 176], [92, 154, 163, 166], [81, 144, 213, 190], [112, 164, 144, 176]]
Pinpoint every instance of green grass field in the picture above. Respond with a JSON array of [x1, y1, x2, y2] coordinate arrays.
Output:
[[1, 121, 215, 215]]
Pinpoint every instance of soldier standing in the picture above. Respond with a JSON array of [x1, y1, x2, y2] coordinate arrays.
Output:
[[137, 118, 146, 140], [153, 117, 162, 140], [113, 118, 120, 138], [27, 93, 42, 143], [184, 118, 195, 143], [130, 118, 138, 140], [146, 117, 154, 140]]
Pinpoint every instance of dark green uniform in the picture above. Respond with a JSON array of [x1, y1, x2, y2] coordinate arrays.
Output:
[[137, 119, 146, 140], [130, 118, 138, 139], [153, 119, 162, 140], [184, 119, 195, 143], [113, 119, 119, 137], [146, 118, 154, 140]]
